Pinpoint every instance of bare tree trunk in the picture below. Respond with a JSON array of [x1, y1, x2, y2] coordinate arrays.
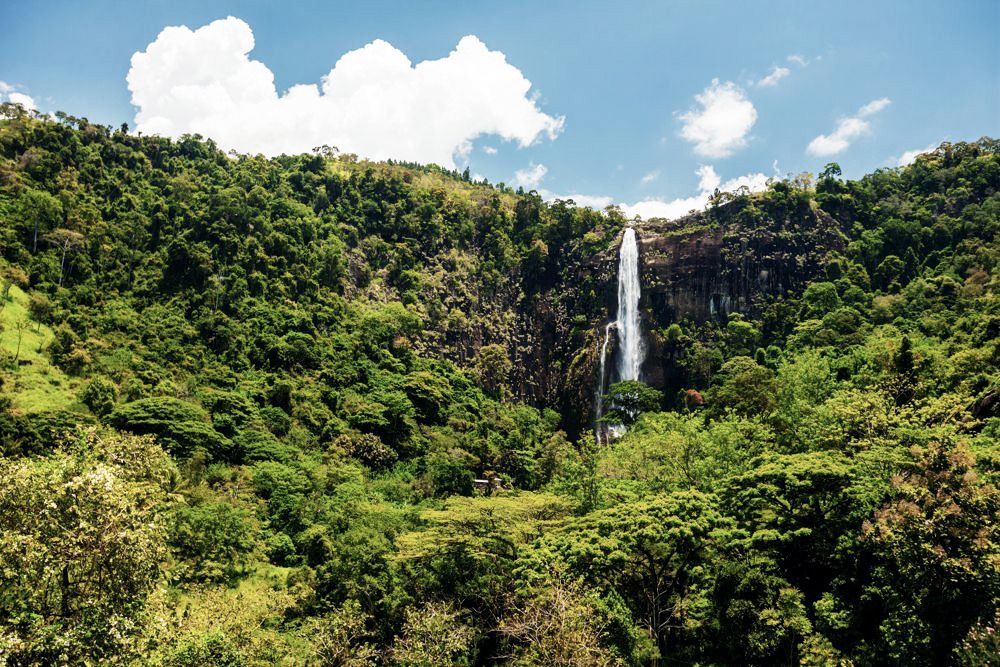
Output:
[[61, 566, 70, 617], [59, 246, 67, 287]]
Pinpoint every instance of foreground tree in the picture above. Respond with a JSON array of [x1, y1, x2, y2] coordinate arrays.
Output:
[[499, 575, 626, 667], [0, 428, 176, 664], [860, 442, 1000, 664], [390, 601, 476, 666], [530, 491, 736, 659]]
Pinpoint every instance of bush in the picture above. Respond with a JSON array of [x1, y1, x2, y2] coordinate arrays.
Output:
[[267, 532, 299, 566], [169, 502, 257, 583], [110, 397, 234, 459], [425, 450, 474, 497], [80, 376, 118, 416]]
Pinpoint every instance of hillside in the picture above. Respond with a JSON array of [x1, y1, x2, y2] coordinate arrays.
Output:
[[0, 108, 998, 665]]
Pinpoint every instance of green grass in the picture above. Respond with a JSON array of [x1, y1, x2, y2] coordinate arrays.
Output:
[[0, 285, 81, 413]]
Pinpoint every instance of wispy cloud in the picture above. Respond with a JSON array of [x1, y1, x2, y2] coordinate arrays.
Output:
[[756, 66, 790, 87], [806, 97, 891, 157], [858, 97, 891, 116], [678, 79, 757, 158], [639, 170, 660, 185]]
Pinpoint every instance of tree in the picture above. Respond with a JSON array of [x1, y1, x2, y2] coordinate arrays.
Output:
[[860, 442, 1000, 664], [710, 555, 813, 663], [168, 502, 257, 583], [80, 376, 118, 416], [800, 282, 842, 319], [875, 255, 905, 291], [311, 600, 377, 667], [390, 601, 476, 666], [309, 600, 377, 666], [12, 318, 28, 363], [721, 451, 856, 598], [0, 428, 175, 664], [475, 344, 512, 399], [425, 450, 474, 497], [27, 292, 52, 331], [17, 189, 62, 254], [0, 266, 28, 310], [500, 574, 626, 667], [531, 491, 736, 658], [395, 493, 574, 631], [109, 397, 233, 460], [43, 228, 86, 287], [819, 163, 842, 181], [708, 356, 777, 416], [600, 380, 663, 428]]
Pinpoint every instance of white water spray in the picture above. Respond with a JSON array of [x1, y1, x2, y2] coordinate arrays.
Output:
[[594, 227, 644, 442]]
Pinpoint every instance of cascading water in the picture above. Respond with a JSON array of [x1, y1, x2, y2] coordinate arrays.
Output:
[[594, 227, 644, 443], [615, 228, 644, 382], [594, 322, 615, 443]]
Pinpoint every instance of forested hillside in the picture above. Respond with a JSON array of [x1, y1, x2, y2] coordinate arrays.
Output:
[[0, 103, 997, 666]]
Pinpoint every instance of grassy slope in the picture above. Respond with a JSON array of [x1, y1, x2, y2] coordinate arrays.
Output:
[[0, 285, 80, 413]]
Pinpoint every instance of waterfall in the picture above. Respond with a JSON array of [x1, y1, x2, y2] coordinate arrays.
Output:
[[594, 322, 615, 443], [594, 227, 644, 443], [616, 227, 644, 382]]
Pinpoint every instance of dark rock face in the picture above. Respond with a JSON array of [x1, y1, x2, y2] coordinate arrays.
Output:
[[637, 207, 843, 324], [639, 224, 730, 322]]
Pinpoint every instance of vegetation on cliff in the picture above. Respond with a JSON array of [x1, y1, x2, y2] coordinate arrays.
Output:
[[0, 104, 997, 665]]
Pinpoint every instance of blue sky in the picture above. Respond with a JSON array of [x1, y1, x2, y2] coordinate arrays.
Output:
[[2, 0, 998, 218]]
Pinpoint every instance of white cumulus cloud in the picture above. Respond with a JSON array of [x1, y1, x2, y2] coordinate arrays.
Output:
[[0, 81, 37, 111], [127, 17, 564, 166], [679, 79, 757, 158], [756, 66, 790, 87], [534, 164, 769, 221], [806, 97, 891, 157], [7, 92, 36, 110], [696, 164, 722, 191], [513, 163, 548, 189], [539, 191, 615, 209], [893, 142, 940, 167], [620, 165, 770, 220]]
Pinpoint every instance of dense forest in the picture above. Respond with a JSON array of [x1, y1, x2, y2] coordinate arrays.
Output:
[[0, 102, 997, 666]]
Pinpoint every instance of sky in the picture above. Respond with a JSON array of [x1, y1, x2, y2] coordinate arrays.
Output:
[[2, 0, 998, 219]]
